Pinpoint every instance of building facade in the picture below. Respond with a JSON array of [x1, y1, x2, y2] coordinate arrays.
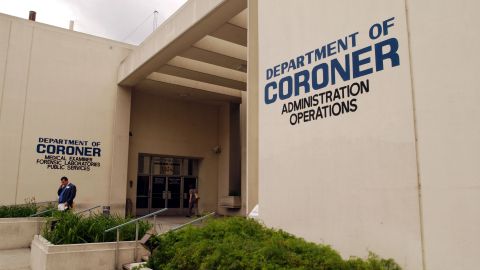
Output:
[[1, 1, 479, 269]]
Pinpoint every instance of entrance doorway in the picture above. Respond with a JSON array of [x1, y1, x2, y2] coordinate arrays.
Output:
[[136, 155, 198, 216]]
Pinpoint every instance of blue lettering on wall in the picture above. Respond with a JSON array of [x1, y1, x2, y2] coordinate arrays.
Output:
[[35, 137, 102, 171], [36, 143, 101, 157], [263, 17, 401, 106]]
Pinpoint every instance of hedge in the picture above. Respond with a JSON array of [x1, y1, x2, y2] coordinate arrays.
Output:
[[42, 211, 152, 244], [146, 217, 401, 270]]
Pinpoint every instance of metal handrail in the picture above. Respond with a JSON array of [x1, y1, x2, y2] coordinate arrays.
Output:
[[168, 212, 216, 232], [104, 208, 167, 233], [29, 208, 56, 217], [75, 205, 101, 216], [104, 208, 168, 269]]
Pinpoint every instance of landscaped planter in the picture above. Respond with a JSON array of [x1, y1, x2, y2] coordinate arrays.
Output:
[[30, 235, 149, 270], [0, 217, 46, 250]]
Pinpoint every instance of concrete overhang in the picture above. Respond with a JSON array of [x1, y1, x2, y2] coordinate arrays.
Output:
[[118, 0, 247, 103]]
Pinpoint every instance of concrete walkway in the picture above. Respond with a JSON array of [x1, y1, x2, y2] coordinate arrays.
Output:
[[0, 248, 30, 270], [147, 216, 195, 234]]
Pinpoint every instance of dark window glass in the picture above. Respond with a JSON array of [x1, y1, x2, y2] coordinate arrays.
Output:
[[151, 177, 166, 209], [136, 176, 149, 196], [136, 197, 148, 208], [167, 177, 181, 208]]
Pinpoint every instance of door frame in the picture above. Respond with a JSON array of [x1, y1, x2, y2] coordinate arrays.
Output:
[[147, 176, 198, 216], [135, 153, 200, 216]]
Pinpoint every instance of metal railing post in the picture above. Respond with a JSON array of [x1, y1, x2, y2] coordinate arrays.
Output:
[[29, 208, 55, 217], [104, 208, 168, 268], [116, 228, 120, 270], [135, 221, 139, 262], [168, 212, 216, 233]]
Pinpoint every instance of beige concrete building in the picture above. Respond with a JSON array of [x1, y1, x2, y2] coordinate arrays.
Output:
[[0, 0, 479, 269]]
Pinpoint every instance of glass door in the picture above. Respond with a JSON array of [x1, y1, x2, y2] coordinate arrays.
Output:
[[167, 177, 181, 208], [135, 175, 150, 216], [136, 154, 199, 216], [151, 176, 166, 210]]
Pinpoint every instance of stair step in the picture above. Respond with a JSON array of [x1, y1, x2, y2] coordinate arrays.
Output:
[[122, 262, 151, 270]]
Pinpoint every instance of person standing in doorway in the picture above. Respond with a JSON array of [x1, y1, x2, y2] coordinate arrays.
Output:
[[187, 184, 199, 217], [57, 176, 76, 210]]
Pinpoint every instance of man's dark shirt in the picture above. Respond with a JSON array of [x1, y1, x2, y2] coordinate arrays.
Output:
[[57, 183, 77, 208]]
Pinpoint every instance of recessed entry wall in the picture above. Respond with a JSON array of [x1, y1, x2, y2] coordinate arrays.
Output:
[[127, 90, 238, 215]]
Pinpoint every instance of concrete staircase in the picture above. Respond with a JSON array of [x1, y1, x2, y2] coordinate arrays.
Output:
[[121, 216, 199, 270], [122, 255, 150, 270], [0, 248, 31, 270]]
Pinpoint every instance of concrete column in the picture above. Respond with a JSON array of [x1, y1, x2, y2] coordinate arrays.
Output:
[[108, 86, 132, 216], [0, 21, 34, 204], [246, 0, 259, 214]]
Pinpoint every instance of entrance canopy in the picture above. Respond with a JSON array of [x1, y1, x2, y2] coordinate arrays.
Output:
[[117, 0, 247, 103]]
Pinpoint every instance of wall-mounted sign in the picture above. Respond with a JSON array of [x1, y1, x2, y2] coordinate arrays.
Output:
[[35, 137, 102, 171], [263, 17, 400, 126]]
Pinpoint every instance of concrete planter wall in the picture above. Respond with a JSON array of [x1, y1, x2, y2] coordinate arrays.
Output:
[[219, 196, 242, 208], [0, 217, 46, 250], [30, 235, 149, 270]]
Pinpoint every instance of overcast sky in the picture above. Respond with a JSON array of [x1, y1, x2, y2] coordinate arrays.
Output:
[[0, 0, 187, 45]]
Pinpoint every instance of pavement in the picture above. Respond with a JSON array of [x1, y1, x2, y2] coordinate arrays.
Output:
[[0, 248, 30, 270], [146, 216, 196, 233]]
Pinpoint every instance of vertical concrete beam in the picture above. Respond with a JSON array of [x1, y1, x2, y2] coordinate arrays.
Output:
[[217, 103, 230, 215], [246, 0, 259, 214], [0, 19, 11, 111], [108, 86, 132, 216], [406, 1, 480, 269], [240, 92, 247, 215], [0, 21, 34, 204]]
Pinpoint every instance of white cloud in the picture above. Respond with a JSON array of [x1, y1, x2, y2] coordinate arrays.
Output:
[[0, 0, 187, 44]]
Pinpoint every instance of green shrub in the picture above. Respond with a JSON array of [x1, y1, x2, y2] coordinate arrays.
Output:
[[0, 197, 58, 218], [344, 253, 402, 270], [147, 217, 401, 270], [0, 199, 38, 218], [0, 205, 37, 218], [42, 211, 152, 244]]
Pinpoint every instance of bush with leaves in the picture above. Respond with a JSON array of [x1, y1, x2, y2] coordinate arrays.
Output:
[[0, 197, 58, 218], [42, 211, 152, 244], [344, 253, 402, 270], [147, 217, 401, 270], [0, 198, 38, 218], [0, 204, 37, 218]]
